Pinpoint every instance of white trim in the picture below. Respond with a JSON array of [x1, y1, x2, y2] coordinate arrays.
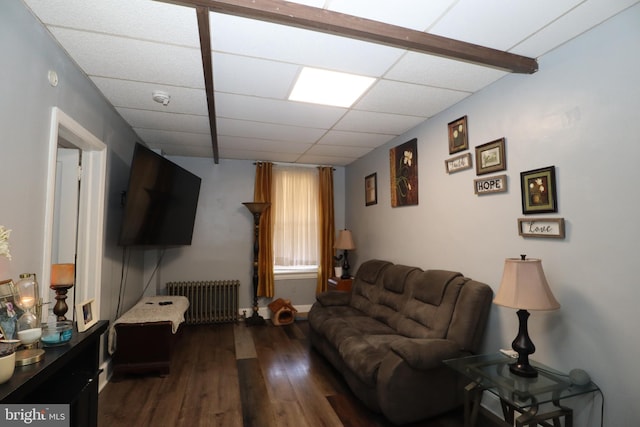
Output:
[[43, 107, 106, 320]]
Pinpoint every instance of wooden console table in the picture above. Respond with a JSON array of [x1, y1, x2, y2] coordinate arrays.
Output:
[[0, 320, 108, 427], [328, 276, 353, 292]]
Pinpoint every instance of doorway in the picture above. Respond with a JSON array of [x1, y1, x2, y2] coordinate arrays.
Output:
[[42, 107, 106, 321]]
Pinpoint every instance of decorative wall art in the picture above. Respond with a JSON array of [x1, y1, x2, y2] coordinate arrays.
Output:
[[390, 138, 418, 207], [518, 218, 565, 238], [474, 174, 508, 195], [448, 116, 468, 154], [365, 173, 377, 206], [475, 138, 506, 175], [520, 166, 557, 214], [445, 153, 472, 174]]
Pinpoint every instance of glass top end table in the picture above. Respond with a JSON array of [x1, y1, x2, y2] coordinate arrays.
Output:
[[444, 353, 599, 427]]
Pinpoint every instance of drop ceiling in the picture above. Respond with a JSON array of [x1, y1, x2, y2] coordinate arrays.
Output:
[[23, 0, 638, 166]]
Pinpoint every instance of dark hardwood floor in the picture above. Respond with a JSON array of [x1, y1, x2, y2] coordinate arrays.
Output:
[[99, 321, 498, 427]]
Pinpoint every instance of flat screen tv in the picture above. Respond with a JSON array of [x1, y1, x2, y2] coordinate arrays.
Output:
[[118, 143, 202, 247]]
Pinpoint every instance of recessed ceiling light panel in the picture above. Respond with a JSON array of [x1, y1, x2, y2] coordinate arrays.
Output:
[[289, 67, 376, 108]]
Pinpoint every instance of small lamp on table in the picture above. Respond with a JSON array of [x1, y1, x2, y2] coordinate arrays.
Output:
[[493, 255, 560, 378], [333, 229, 356, 279]]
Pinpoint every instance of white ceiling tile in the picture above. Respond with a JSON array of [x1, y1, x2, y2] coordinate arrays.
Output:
[[217, 118, 326, 143], [318, 131, 393, 147], [213, 53, 299, 99], [386, 52, 508, 91], [510, 0, 640, 57], [326, 0, 457, 31], [219, 148, 301, 163], [210, 12, 405, 77], [50, 28, 204, 87], [430, 0, 583, 51], [24, 0, 200, 47], [116, 108, 210, 134], [92, 77, 207, 115], [296, 153, 358, 166], [23, 0, 634, 164], [219, 136, 312, 154], [154, 144, 213, 158], [335, 110, 425, 134], [135, 128, 212, 149], [215, 93, 346, 129], [306, 144, 373, 158], [356, 80, 470, 117]]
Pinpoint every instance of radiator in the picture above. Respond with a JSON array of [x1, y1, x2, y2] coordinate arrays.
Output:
[[166, 280, 240, 324]]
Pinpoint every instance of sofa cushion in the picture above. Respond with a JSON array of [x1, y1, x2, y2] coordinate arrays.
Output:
[[339, 334, 402, 387], [390, 337, 461, 370], [308, 304, 362, 332], [358, 259, 392, 284], [395, 271, 464, 339]]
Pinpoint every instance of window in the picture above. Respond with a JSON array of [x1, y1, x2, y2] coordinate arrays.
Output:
[[272, 166, 319, 275]]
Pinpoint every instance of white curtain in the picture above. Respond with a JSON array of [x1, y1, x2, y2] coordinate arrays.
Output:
[[272, 166, 319, 268]]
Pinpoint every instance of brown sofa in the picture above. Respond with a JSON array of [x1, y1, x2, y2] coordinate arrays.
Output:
[[308, 259, 493, 425]]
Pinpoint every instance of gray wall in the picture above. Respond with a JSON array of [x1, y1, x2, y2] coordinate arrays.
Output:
[[345, 5, 639, 426], [144, 157, 346, 311], [0, 1, 144, 324]]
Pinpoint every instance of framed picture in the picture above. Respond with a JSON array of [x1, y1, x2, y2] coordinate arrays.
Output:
[[448, 116, 468, 154], [390, 138, 418, 207], [365, 173, 377, 206], [474, 174, 508, 195], [518, 218, 565, 238], [76, 298, 97, 332], [0, 279, 22, 340], [475, 138, 506, 175], [520, 166, 558, 214], [445, 153, 472, 174]]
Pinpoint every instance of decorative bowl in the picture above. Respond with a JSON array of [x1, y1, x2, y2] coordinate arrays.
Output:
[[0, 344, 16, 384], [40, 321, 73, 347]]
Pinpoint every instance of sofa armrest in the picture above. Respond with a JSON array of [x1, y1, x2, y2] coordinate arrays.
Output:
[[316, 291, 351, 306], [390, 338, 461, 370]]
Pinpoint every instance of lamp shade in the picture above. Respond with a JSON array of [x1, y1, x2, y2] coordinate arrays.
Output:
[[242, 202, 270, 215], [334, 229, 355, 250], [494, 258, 560, 311]]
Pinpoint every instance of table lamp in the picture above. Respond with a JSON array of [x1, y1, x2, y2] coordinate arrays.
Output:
[[493, 255, 560, 377], [15, 273, 45, 365], [50, 263, 75, 321], [333, 229, 356, 279]]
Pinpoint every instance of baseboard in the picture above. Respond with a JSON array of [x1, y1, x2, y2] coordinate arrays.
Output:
[[239, 304, 313, 320], [99, 359, 111, 392]]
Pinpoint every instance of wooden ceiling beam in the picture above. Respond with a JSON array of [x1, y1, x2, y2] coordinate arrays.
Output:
[[164, 0, 538, 74], [195, 6, 219, 163]]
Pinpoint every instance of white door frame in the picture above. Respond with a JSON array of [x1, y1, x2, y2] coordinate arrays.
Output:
[[42, 107, 106, 320]]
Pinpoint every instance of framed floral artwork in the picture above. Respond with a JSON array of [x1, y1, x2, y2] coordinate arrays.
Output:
[[365, 173, 377, 206], [475, 138, 506, 175], [520, 166, 558, 214], [390, 138, 418, 207], [448, 116, 468, 154]]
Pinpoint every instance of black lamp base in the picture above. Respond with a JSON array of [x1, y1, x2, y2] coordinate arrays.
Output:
[[509, 361, 538, 378], [245, 311, 266, 326], [510, 309, 538, 378]]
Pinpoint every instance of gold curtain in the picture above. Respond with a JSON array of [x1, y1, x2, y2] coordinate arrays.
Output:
[[316, 167, 335, 294], [254, 162, 275, 298]]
